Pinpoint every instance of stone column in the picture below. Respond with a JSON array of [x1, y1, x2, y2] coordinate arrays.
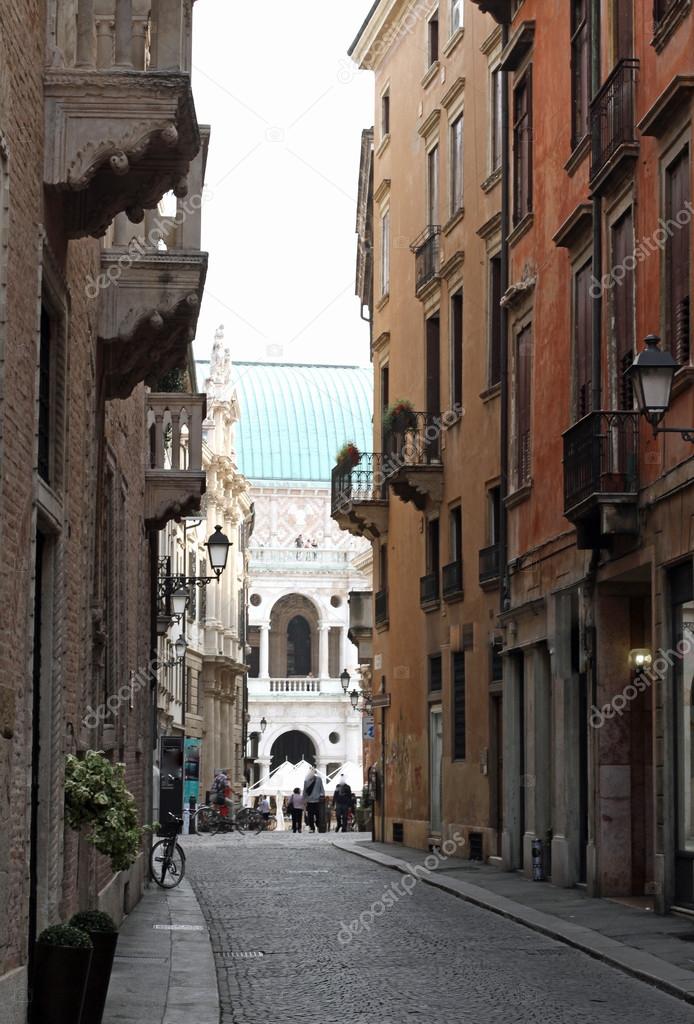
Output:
[[150, 0, 184, 70], [259, 624, 270, 679], [76, 0, 96, 67], [318, 624, 330, 679], [114, 0, 133, 67]]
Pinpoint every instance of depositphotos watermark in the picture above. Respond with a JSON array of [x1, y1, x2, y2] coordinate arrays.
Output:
[[83, 657, 164, 730], [337, 832, 465, 944]]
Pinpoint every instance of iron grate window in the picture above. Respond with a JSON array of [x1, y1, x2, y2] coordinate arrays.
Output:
[[469, 831, 484, 861], [429, 654, 442, 692], [453, 652, 466, 759]]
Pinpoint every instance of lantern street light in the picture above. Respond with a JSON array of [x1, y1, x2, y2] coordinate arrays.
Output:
[[349, 689, 360, 710], [206, 524, 232, 578], [173, 634, 188, 663], [260, 716, 267, 735], [170, 581, 189, 619], [340, 669, 351, 693], [627, 334, 694, 441]]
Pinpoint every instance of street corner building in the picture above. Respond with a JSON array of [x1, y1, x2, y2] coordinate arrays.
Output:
[[335, 0, 694, 912], [0, 1, 211, 1019]]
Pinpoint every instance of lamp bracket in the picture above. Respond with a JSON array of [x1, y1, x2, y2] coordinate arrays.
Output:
[[653, 426, 694, 444]]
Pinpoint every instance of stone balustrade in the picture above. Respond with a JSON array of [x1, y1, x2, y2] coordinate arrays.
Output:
[[145, 393, 206, 528]]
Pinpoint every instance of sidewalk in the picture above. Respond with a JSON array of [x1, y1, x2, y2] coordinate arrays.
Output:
[[335, 837, 694, 1006], [103, 880, 218, 1024]]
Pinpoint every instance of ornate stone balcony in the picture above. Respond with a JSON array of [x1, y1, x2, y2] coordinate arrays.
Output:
[[99, 126, 209, 399], [44, 1, 200, 238], [383, 412, 444, 511], [145, 392, 206, 529]]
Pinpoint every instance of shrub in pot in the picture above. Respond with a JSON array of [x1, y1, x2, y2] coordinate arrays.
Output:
[[30, 924, 92, 1024], [383, 400, 416, 435], [69, 911, 119, 1024], [335, 442, 361, 469]]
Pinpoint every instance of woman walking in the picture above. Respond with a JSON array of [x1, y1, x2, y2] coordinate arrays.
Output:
[[286, 787, 305, 833]]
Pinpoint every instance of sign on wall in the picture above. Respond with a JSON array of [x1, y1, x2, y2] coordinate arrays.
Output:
[[363, 715, 375, 740]]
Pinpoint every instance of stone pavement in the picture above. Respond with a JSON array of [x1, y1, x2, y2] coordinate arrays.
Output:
[[182, 829, 694, 1024], [338, 837, 694, 1008], [102, 878, 218, 1024]]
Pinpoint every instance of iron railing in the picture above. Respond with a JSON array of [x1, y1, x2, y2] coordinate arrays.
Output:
[[410, 226, 441, 293], [420, 572, 440, 607], [375, 589, 389, 626], [442, 560, 464, 600], [383, 411, 442, 473], [478, 543, 500, 584], [331, 453, 388, 517], [590, 58, 639, 182], [563, 410, 639, 515]]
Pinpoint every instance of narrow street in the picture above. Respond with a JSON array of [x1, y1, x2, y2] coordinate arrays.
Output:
[[183, 834, 694, 1024]]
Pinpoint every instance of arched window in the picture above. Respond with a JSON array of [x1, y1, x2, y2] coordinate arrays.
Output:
[[287, 615, 311, 676]]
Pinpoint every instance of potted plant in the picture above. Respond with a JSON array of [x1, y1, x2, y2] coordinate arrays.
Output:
[[383, 399, 416, 434], [335, 442, 361, 469], [65, 750, 150, 873], [30, 924, 93, 1024], [69, 911, 119, 1024]]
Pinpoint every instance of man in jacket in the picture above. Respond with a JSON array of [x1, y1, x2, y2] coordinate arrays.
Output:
[[302, 767, 325, 833], [333, 776, 353, 832]]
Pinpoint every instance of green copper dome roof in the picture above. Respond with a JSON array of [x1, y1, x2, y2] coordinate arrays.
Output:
[[199, 361, 373, 484]]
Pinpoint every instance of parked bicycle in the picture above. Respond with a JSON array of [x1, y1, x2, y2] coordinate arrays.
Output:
[[194, 803, 245, 836], [150, 813, 186, 888]]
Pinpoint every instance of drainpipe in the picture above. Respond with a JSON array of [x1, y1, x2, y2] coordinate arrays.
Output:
[[499, 20, 510, 614]]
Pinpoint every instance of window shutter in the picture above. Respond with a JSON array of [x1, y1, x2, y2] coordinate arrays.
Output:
[[452, 652, 466, 759], [516, 325, 532, 484]]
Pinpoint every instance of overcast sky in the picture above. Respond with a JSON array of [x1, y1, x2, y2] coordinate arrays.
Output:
[[191, 1, 375, 370]]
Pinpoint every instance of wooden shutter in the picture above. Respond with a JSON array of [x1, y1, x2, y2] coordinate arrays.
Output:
[[611, 209, 635, 407], [516, 324, 532, 484], [574, 261, 592, 420], [451, 291, 463, 408], [452, 652, 466, 759], [426, 315, 441, 415], [666, 147, 691, 365], [513, 71, 533, 224], [429, 654, 442, 693], [490, 255, 502, 386]]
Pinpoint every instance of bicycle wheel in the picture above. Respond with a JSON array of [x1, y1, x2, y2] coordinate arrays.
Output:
[[195, 806, 214, 833], [151, 839, 186, 888], [235, 808, 256, 832]]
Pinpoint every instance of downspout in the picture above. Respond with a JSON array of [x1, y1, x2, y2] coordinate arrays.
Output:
[[499, 19, 510, 614]]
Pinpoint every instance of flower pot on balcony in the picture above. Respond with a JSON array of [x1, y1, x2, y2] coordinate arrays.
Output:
[[385, 401, 417, 435], [336, 442, 361, 470], [69, 912, 119, 1024], [30, 926, 93, 1024]]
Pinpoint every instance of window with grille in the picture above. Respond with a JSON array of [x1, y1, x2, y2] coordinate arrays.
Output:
[[571, 0, 590, 147], [452, 652, 466, 759], [429, 654, 442, 692], [513, 70, 533, 225], [665, 146, 690, 365], [573, 260, 592, 421], [514, 324, 532, 486]]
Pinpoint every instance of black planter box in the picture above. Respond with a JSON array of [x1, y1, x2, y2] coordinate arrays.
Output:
[[30, 944, 92, 1024], [81, 931, 119, 1024]]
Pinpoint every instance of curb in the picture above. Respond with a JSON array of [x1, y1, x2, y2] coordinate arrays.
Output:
[[161, 880, 219, 1024], [334, 839, 694, 1007]]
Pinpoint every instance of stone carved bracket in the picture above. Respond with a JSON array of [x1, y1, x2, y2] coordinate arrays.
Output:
[[145, 469, 207, 530], [99, 249, 208, 399], [44, 69, 200, 238], [390, 466, 443, 511]]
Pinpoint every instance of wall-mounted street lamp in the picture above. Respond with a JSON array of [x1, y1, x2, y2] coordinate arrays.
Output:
[[206, 524, 232, 578], [340, 669, 351, 693], [628, 648, 653, 675], [260, 716, 267, 735], [158, 525, 233, 618], [349, 688, 360, 710], [627, 335, 694, 442], [349, 688, 374, 714], [165, 634, 188, 667]]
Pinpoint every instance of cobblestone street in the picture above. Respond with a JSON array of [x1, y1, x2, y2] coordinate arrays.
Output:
[[183, 833, 694, 1024]]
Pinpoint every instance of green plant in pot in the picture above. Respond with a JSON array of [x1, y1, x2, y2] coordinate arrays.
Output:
[[336, 441, 361, 469], [383, 399, 416, 435], [69, 911, 119, 1024], [30, 924, 93, 1024]]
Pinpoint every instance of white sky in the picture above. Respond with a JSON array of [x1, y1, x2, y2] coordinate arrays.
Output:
[[191, 1, 376, 369]]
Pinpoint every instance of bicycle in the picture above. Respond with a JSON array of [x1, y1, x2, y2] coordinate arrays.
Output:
[[194, 803, 246, 836], [150, 814, 186, 888], [253, 813, 277, 834]]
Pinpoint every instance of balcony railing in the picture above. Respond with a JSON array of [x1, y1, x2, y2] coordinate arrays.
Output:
[[45, 1, 199, 238], [145, 392, 206, 528], [420, 572, 440, 609], [563, 411, 639, 516], [383, 411, 442, 470], [410, 226, 441, 295], [590, 58, 639, 187], [269, 678, 321, 693], [375, 589, 389, 626], [442, 560, 464, 601], [331, 453, 388, 515], [250, 547, 351, 568], [479, 543, 500, 585]]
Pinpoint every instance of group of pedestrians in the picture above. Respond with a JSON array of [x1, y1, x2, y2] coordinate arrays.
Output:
[[285, 768, 354, 834]]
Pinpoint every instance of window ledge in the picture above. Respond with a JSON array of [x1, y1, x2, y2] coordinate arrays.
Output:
[[376, 133, 391, 158], [376, 292, 390, 312], [564, 134, 590, 177], [480, 382, 501, 403], [672, 364, 694, 399], [443, 27, 465, 59], [508, 211, 534, 247], [481, 167, 502, 193], [421, 61, 441, 89], [652, 0, 691, 53], [443, 207, 465, 235], [505, 481, 532, 508]]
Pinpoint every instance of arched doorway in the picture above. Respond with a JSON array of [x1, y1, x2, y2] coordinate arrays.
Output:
[[287, 615, 311, 676], [271, 730, 316, 771]]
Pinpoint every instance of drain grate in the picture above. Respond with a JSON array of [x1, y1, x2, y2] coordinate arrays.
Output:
[[220, 951, 265, 959]]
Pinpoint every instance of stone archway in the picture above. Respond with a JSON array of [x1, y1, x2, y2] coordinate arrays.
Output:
[[271, 730, 316, 771], [269, 594, 320, 677]]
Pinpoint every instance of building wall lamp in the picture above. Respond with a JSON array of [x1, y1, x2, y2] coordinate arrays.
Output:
[[158, 525, 232, 617], [627, 335, 694, 442]]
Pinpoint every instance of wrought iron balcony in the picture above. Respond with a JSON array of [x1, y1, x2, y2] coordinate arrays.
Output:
[[420, 572, 441, 610], [590, 59, 639, 193], [375, 589, 389, 627], [145, 393, 206, 529], [383, 412, 444, 510], [563, 410, 640, 548], [99, 126, 209, 398], [331, 453, 389, 540], [410, 226, 441, 296], [442, 560, 464, 602], [479, 543, 500, 587], [44, 1, 200, 238]]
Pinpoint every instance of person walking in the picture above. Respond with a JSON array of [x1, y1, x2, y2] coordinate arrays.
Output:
[[333, 775, 353, 833], [286, 787, 305, 833], [259, 795, 271, 823], [302, 767, 325, 833]]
